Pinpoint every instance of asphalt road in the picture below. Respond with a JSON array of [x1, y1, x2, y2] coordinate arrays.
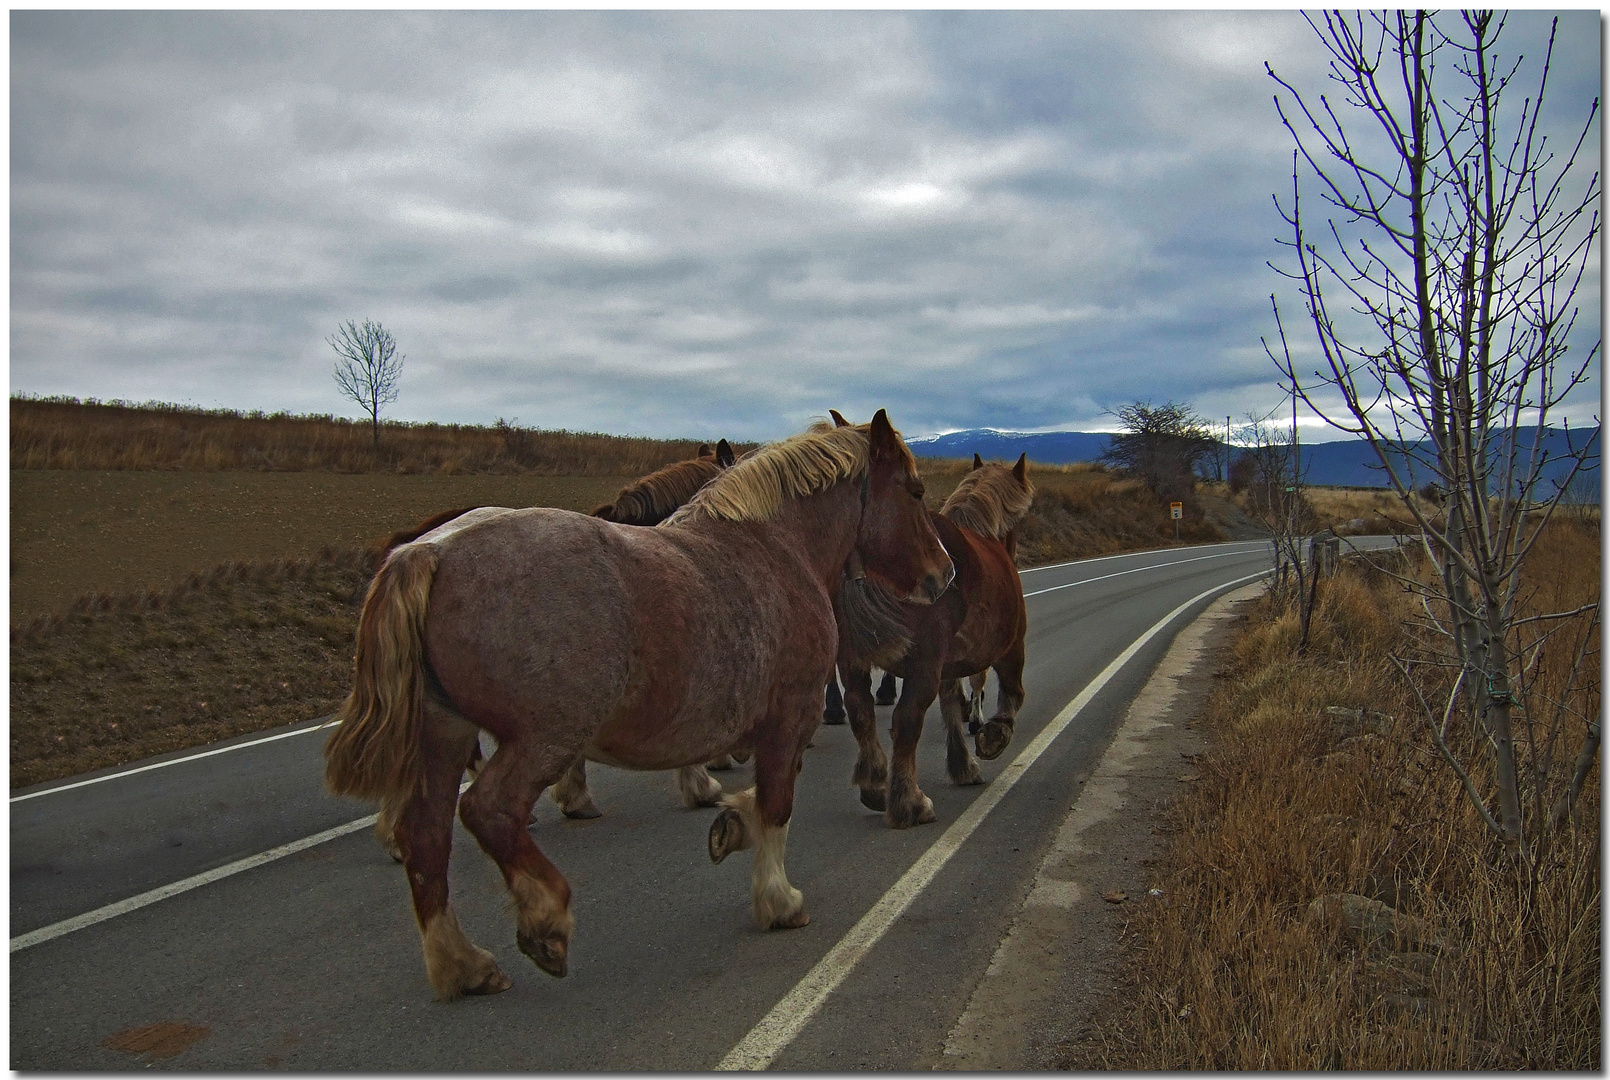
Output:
[[10, 537, 1393, 1070]]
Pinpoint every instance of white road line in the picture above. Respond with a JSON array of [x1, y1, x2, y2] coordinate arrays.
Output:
[[9, 812, 379, 953], [1022, 549, 1250, 599], [9, 720, 338, 804], [1017, 539, 1266, 575], [716, 567, 1272, 1071]]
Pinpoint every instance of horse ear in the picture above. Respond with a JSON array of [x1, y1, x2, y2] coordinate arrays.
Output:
[[716, 439, 735, 468], [697, 443, 711, 457], [972, 453, 983, 469], [1014, 452, 1028, 482], [830, 409, 851, 428], [868, 409, 899, 462]]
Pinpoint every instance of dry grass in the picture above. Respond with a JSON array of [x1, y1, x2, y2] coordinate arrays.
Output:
[[1059, 520, 1600, 1069], [11, 395, 756, 475]]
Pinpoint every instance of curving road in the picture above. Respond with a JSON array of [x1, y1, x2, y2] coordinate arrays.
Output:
[[10, 538, 1392, 1069]]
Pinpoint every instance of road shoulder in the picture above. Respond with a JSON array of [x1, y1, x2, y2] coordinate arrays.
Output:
[[932, 582, 1263, 1069]]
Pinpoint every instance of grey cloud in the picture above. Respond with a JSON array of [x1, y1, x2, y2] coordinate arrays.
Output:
[[11, 10, 1599, 442]]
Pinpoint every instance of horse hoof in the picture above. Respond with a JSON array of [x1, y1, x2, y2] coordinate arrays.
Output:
[[769, 909, 810, 930], [974, 720, 1014, 761], [708, 807, 745, 864], [821, 711, 846, 726], [518, 930, 569, 978], [949, 763, 984, 786], [465, 967, 513, 996], [561, 803, 603, 820], [886, 796, 935, 829], [707, 755, 733, 771], [875, 692, 897, 707], [858, 787, 887, 812]]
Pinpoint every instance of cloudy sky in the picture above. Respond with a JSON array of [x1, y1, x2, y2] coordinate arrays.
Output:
[[11, 10, 1601, 443]]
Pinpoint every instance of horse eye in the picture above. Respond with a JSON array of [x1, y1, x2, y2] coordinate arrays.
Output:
[[912, 483, 926, 499]]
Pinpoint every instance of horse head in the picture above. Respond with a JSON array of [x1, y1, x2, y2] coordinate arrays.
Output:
[[848, 409, 953, 605]]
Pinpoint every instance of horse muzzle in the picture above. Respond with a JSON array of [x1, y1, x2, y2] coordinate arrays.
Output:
[[909, 559, 954, 604]]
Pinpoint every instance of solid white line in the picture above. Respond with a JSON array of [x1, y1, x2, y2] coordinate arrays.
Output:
[[9, 812, 379, 953], [1022, 549, 1251, 599], [716, 567, 1272, 1071], [1017, 539, 1266, 575], [9, 720, 338, 804]]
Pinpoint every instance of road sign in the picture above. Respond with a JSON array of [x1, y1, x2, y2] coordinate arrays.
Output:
[[1170, 502, 1183, 520]]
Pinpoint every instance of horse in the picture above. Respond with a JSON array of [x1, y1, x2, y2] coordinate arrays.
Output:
[[324, 411, 953, 999], [836, 447, 1033, 828], [366, 442, 738, 858], [822, 670, 898, 724]]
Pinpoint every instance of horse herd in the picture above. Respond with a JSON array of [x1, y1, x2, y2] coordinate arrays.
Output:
[[324, 410, 1035, 1000]]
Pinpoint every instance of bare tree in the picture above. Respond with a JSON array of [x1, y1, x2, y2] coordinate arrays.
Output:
[[1234, 409, 1323, 650], [1101, 401, 1219, 503], [1267, 12, 1600, 860], [330, 319, 404, 448]]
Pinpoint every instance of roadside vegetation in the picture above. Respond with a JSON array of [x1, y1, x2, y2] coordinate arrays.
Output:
[[1059, 519, 1600, 1069]]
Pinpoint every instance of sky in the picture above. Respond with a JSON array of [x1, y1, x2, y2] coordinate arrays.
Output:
[[10, 10, 1602, 444]]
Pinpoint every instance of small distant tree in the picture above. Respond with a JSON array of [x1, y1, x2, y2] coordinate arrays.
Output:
[[330, 319, 404, 448], [1101, 401, 1219, 502]]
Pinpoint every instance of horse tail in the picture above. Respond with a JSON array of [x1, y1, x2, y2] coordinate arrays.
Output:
[[324, 542, 441, 806]]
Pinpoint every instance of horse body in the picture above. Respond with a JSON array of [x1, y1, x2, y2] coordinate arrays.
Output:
[[326, 413, 952, 999], [840, 453, 1033, 828]]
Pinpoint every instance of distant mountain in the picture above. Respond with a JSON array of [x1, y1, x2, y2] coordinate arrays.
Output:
[[1296, 427, 1599, 493], [911, 425, 1599, 496], [908, 428, 1113, 465]]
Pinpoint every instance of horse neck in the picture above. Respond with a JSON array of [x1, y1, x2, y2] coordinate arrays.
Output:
[[763, 479, 864, 590]]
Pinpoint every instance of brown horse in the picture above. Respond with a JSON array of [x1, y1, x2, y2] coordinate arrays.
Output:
[[838, 447, 1033, 828], [553, 439, 738, 818], [324, 411, 952, 999], [368, 441, 737, 856]]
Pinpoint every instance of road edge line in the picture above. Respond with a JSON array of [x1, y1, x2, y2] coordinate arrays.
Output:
[[715, 568, 1272, 1071]]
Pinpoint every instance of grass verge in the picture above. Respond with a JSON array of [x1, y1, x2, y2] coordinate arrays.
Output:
[[1056, 520, 1600, 1069]]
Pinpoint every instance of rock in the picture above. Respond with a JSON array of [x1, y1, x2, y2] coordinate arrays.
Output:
[[1325, 706, 1392, 739], [1307, 893, 1453, 955]]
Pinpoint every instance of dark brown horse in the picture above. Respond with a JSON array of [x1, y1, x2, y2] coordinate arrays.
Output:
[[838, 447, 1033, 828], [324, 412, 952, 998]]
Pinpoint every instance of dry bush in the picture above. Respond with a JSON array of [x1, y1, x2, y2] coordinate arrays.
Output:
[[10, 395, 753, 476], [1070, 524, 1599, 1069]]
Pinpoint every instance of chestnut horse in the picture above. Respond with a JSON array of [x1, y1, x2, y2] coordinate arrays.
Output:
[[368, 441, 737, 857], [324, 412, 953, 998], [838, 448, 1033, 828]]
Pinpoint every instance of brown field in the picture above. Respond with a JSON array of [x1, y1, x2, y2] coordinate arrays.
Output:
[[1060, 519, 1601, 1069], [11, 394, 755, 475], [10, 470, 635, 624]]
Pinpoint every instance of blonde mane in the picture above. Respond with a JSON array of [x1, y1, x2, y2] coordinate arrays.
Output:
[[668, 421, 910, 524], [940, 462, 1034, 539]]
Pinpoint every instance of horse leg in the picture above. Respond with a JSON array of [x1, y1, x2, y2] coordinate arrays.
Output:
[[874, 671, 899, 706], [967, 671, 988, 728], [675, 764, 724, 808], [708, 721, 811, 929], [975, 638, 1026, 761], [396, 704, 511, 999], [378, 734, 484, 862], [457, 738, 578, 979], [548, 758, 603, 820], [841, 663, 888, 811], [884, 664, 940, 828], [941, 678, 983, 786], [822, 678, 846, 725]]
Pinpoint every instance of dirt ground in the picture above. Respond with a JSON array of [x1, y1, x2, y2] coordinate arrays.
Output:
[[9, 471, 632, 622], [931, 584, 1259, 1069]]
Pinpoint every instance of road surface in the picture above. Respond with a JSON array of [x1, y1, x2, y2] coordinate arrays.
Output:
[[10, 538, 1391, 1069]]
